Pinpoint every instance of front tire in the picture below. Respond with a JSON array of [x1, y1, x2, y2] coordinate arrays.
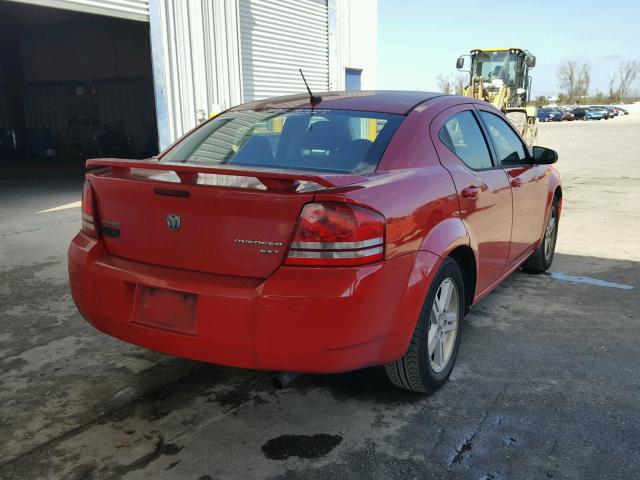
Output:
[[522, 196, 559, 273], [385, 258, 465, 392], [506, 111, 527, 136]]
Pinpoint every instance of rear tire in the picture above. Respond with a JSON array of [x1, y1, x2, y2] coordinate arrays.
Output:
[[522, 196, 559, 273], [385, 258, 465, 393]]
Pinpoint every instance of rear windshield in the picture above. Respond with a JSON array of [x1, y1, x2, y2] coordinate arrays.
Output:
[[161, 109, 404, 174]]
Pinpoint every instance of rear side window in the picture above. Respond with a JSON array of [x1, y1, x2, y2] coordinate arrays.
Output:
[[479, 111, 528, 165], [161, 109, 404, 174], [439, 111, 493, 169]]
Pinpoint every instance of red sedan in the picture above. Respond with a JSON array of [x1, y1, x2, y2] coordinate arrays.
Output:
[[69, 91, 561, 392]]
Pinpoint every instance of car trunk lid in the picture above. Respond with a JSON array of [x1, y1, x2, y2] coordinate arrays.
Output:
[[87, 158, 368, 279]]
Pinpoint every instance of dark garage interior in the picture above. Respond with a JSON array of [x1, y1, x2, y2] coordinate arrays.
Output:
[[0, 2, 158, 179]]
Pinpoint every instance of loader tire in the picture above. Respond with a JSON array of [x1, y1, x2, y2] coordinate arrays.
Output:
[[506, 111, 527, 136]]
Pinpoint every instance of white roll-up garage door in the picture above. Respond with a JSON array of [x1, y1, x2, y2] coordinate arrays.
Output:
[[9, 0, 149, 22], [239, 0, 329, 102]]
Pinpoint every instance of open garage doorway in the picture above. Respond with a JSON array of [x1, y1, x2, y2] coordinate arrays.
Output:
[[0, 2, 157, 181]]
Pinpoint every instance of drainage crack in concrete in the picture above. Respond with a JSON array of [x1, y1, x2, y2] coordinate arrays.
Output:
[[0, 218, 79, 237], [449, 383, 507, 467], [0, 227, 43, 237], [107, 435, 183, 479]]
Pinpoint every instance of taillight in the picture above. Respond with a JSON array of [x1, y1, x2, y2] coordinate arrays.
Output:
[[286, 202, 385, 266], [81, 180, 100, 238]]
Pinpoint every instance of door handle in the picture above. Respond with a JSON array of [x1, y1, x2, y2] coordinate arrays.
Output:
[[461, 186, 480, 199], [511, 178, 524, 188]]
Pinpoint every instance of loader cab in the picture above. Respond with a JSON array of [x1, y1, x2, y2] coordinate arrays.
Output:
[[457, 48, 536, 108]]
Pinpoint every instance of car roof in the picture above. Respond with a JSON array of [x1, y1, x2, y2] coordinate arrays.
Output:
[[229, 90, 446, 115]]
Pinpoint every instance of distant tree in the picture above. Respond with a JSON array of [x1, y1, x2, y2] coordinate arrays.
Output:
[[436, 74, 453, 94], [534, 95, 548, 107], [608, 74, 617, 103], [609, 59, 640, 102], [454, 74, 467, 95], [556, 60, 591, 103], [579, 63, 591, 99]]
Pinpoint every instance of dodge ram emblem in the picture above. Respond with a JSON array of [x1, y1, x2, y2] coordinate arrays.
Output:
[[166, 214, 181, 231]]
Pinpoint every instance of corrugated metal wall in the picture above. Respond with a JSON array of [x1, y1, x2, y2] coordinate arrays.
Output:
[[148, 0, 375, 149], [150, 0, 243, 149], [239, 0, 329, 101], [9, 0, 149, 22]]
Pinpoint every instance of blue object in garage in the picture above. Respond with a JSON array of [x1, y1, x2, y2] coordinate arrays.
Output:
[[26, 128, 56, 158], [345, 68, 362, 91]]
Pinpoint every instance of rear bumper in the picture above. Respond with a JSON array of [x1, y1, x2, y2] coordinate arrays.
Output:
[[68, 233, 440, 373]]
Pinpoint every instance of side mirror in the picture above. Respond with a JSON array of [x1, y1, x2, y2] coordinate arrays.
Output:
[[526, 55, 536, 68], [532, 146, 558, 164], [456, 57, 464, 69]]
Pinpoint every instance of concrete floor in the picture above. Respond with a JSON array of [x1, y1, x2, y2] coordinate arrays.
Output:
[[1, 116, 639, 480]]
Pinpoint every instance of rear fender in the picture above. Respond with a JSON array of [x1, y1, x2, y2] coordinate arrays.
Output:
[[422, 216, 480, 300], [378, 250, 441, 363], [380, 217, 478, 362], [419, 216, 476, 259]]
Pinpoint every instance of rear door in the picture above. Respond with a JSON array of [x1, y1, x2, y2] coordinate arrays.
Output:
[[475, 106, 549, 264], [431, 105, 512, 294]]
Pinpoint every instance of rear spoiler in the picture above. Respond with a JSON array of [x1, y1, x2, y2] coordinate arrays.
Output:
[[86, 158, 368, 191]]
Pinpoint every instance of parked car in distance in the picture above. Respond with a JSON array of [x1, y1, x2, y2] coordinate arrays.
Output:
[[537, 108, 554, 122], [68, 91, 562, 393], [538, 108, 563, 122], [591, 106, 612, 119], [585, 108, 605, 120], [537, 108, 549, 122], [572, 107, 587, 120], [617, 107, 629, 115], [561, 110, 575, 121]]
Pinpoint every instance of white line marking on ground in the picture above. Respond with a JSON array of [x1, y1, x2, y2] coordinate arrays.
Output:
[[36, 201, 81, 214], [550, 272, 633, 290]]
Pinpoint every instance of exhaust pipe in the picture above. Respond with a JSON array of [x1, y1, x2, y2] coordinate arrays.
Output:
[[271, 372, 301, 389]]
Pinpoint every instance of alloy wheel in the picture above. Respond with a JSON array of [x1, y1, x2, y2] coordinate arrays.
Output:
[[428, 278, 459, 373], [544, 204, 557, 263]]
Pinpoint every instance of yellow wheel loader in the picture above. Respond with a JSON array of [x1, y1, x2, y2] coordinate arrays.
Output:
[[456, 48, 538, 146]]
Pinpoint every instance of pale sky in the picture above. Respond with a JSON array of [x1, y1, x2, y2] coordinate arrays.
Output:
[[377, 0, 640, 96]]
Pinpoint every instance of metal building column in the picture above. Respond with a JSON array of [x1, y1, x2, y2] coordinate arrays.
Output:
[[148, 0, 170, 150], [327, 0, 339, 91], [147, 0, 243, 149]]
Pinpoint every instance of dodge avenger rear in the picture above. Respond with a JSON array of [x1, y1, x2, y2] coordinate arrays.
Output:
[[69, 91, 561, 392]]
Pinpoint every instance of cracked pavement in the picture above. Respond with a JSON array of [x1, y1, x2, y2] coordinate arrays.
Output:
[[1, 117, 639, 479]]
